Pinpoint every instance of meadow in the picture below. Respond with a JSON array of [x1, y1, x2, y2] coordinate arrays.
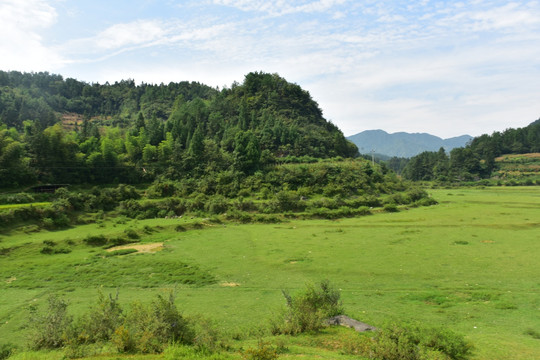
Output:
[[0, 186, 539, 359]]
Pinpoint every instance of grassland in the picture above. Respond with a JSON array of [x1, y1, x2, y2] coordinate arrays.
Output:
[[1, 186, 539, 359]]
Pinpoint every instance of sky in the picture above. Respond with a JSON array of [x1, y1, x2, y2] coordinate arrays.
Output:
[[1, 0, 540, 138]]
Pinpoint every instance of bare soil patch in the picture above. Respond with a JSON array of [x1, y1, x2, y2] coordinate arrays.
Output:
[[106, 242, 164, 253]]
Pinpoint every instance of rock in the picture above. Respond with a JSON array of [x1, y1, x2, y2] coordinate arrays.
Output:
[[326, 315, 377, 332]]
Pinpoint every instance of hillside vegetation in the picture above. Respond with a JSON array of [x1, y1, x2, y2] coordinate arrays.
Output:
[[401, 120, 540, 182], [0, 71, 356, 187]]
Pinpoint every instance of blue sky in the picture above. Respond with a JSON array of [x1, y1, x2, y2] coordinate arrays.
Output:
[[1, 0, 539, 138]]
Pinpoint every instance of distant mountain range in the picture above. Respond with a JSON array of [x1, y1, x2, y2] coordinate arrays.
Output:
[[347, 130, 472, 158]]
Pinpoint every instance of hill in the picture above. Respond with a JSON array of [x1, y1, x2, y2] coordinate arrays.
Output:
[[347, 129, 472, 158], [0, 71, 358, 187]]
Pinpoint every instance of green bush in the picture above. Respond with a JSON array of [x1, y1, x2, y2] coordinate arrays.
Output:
[[206, 196, 229, 214], [27, 295, 73, 350], [1, 192, 35, 204], [75, 290, 124, 343], [0, 343, 16, 360], [192, 317, 228, 354], [271, 280, 343, 335], [365, 323, 474, 360], [242, 340, 279, 360], [83, 234, 108, 246], [416, 197, 438, 207], [383, 203, 399, 212], [112, 292, 194, 354], [40, 245, 71, 254], [124, 228, 140, 239]]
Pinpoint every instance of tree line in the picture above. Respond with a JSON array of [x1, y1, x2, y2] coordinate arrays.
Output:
[[400, 119, 540, 181], [0, 71, 358, 187]]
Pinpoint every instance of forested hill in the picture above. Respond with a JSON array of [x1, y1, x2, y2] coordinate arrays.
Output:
[[402, 119, 540, 181], [347, 130, 472, 158], [0, 71, 357, 187]]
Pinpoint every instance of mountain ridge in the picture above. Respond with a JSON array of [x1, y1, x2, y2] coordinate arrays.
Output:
[[347, 129, 472, 158]]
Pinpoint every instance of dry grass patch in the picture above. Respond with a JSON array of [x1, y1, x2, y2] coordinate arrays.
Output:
[[106, 242, 164, 253]]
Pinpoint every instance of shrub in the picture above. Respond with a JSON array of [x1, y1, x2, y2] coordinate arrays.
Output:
[[271, 280, 343, 335], [1, 192, 35, 204], [28, 295, 73, 349], [40, 245, 71, 254], [206, 196, 229, 214], [124, 228, 140, 239], [193, 317, 228, 354], [365, 323, 474, 360], [147, 181, 178, 198], [113, 292, 194, 354], [76, 290, 124, 343], [83, 234, 108, 246], [275, 190, 305, 212], [242, 340, 279, 360], [225, 210, 253, 223], [416, 197, 438, 207], [0, 343, 16, 360], [383, 203, 399, 212]]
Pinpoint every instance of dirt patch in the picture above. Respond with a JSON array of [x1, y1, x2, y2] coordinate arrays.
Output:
[[106, 242, 164, 253], [5, 276, 16, 284], [220, 282, 240, 287]]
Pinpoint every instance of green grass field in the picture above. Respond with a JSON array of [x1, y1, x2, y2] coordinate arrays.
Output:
[[1, 187, 539, 359]]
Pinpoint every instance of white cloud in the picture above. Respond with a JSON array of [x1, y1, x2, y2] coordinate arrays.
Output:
[[96, 20, 168, 50], [0, 0, 64, 70], [212, 0, 348, 16]]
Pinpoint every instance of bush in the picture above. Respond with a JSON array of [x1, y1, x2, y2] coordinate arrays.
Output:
[[365, 323, 474, 360], [28, 295, 73, 349], [40, 245, 71, 254], [271, 280, 343, 335], [242, 340, 279, 360], [0, 343, 16, 360], [225, 210, 253, 223], [112, 292, 194, 354], [124, 228, 140, 239], [193, 317, 228, 354], [416, 197, 438, 207], [75, 290, 124, 343], [1, 192, 35, 204], [83, 234, 108, 246], [275, 190, 305, 212], [147, 181, 178, 198], [205, 196, 229, 214], [383, 203, 399, 212]]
